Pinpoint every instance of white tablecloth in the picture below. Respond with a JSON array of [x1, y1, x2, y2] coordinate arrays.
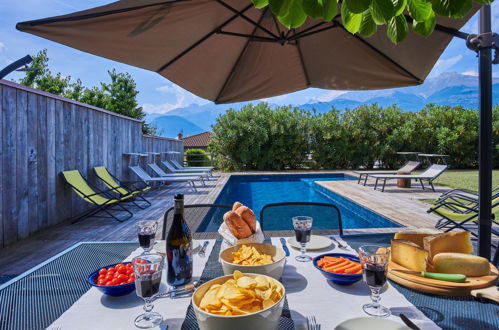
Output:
[[271, 236, 440, 330], [47, 240, 215, 330]]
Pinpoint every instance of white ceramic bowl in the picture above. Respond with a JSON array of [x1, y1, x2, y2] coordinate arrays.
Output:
[[219, 243, 286, 280], [192, 273, 285, 330]]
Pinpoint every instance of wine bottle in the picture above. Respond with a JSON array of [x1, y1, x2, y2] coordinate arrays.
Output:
[[166, 194, 193, 286]]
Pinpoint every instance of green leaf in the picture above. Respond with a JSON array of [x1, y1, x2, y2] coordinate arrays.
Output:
[[302, 0, 323, 18], [413, 11, 436, 37], [387, 14, 408, 43], [370, 0, 396, 24], [408, 0, 432, 22], [252, 0, 269, 9], [322, 0, 338, 21], [341, 3, 363, 33], [359, 11, 377, 37], [343, 0, 372, 14], [393, 0, 407, 16], [431, 0, 472, 18], [474, 0, 493, 4], [269, 0, 291, 16], [278, 0, 308, 28]]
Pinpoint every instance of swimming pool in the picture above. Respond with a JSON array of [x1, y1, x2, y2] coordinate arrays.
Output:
[[196, 174, 402, 232]]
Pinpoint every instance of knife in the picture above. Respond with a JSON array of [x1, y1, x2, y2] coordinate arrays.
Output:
[[198, 241, 209, 257], [280, 238, 290, 256], [391, 269, 467, 282], [399, 313, 421, 330]]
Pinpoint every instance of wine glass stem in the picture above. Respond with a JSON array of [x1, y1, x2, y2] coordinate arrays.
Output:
[[143, 297, 154, 315], [300, 242, 306, 256], [369, 286, 382, 308]]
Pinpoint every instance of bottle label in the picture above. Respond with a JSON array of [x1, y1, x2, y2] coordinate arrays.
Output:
[[167, 242, 193, 286]]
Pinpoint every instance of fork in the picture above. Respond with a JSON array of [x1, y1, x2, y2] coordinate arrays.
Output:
[[307, 316, 320, 330], [330, 236, 349, 250]]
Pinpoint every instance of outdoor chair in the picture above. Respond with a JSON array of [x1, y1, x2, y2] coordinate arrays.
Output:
[[353, 160, 421, 186], [170, 158, 214, 171], [161, 204, 232, 239], [427, 199, 499, 247], [93, 166, 151, 209], [129, 165, 200, 193], [148, 162, 206, 187], [436, 186, 499, 204], [61, 170, 133, 222], [161, 159, 213, 178], [259, 202, 343, 236], [370, 164, 448, 192]]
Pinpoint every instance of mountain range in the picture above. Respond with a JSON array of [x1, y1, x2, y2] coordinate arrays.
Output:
[[146, 72, 499, 138]]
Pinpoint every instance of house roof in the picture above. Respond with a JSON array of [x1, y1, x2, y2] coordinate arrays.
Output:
[[182, 131, 213, 148]]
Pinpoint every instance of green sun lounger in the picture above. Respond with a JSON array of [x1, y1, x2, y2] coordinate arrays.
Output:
[[94, 166, 151, 209], [61, 170, 133, 222]]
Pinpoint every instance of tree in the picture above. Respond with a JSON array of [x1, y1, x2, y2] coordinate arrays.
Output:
[[17, 50, 155, 135], [253, 0, 494, 43]]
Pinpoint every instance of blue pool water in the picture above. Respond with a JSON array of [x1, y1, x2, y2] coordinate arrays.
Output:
[[196, 174, 402, 232]]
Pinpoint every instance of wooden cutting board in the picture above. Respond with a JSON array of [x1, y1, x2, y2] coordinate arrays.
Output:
[[387, 259, 498, 296]]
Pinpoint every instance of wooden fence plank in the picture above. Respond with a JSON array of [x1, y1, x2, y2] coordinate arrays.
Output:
[[54, 99, 67, 223], [46, 98, 56, 226], [37, 95, 48, 229], [0, 84, 3, 247], [27, 92, 40, 235], [16, 89, 29, 239]]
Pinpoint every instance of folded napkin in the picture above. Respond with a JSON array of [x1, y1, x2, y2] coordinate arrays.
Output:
[[219, 221, 265, 252]]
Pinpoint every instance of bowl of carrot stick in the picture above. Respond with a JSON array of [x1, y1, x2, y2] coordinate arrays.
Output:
[[313, 253, 363, 285]]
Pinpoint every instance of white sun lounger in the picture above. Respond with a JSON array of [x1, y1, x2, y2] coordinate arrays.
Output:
[[369, 164, 448, 192], [147, 163, 206, 187], [161, 160, 212, 178], [129, 165, 200, 192], [353, 161, 421, 186], [170, 159, 214, 171]]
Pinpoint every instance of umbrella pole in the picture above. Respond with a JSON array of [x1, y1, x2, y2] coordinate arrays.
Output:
[[478, 5, 493, 259]]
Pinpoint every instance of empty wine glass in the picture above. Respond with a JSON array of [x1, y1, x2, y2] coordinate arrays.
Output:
[[292, 216, 313, 262], [136, 220, 158, 254], [358, 245, 391, 318], [133, 253, 164, 328]]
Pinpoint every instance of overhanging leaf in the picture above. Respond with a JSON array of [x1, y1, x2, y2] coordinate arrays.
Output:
[[408, 0, 432, 22], [302, 0, 323, 18], [393, 0, 407, 16], [359, 11, 377, 37], [431, 0, 472, 18], [341, 3, 363, 33], [278, 0, 308, 28], [322, 0, 338, 21], [269, 0, 291, 17], [370, 0, 396, 24], [343, 0, 372, 14], [413, 11, 436, 37], [252, 0, 269, 9], [387, 14, 408, 43]]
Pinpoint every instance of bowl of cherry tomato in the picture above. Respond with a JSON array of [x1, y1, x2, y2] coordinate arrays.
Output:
[[87, 262, 136, 296]]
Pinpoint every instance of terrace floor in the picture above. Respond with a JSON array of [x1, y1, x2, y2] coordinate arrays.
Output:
[[1, 170, 495, 280]]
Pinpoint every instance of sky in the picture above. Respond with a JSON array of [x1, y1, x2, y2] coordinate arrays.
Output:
[[1, 0, 498, 114]]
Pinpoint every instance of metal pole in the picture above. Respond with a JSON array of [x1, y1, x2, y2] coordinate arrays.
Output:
[[478, 5, 492, 259], [0, 55, 32, 79]]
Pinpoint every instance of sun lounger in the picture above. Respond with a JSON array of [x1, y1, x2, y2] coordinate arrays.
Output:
[[147, 163, 206, 187], [61, 170, 133, 222], [170, 158, 214, 171], [369, 164, 448, 192], [129, 165, 199, 192], [353, 161, 421, 185], [94, 166, 151, 209], [161, 159, 212, 178]]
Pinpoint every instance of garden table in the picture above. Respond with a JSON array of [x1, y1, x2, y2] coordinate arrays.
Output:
[[0, 234, 497, 330]]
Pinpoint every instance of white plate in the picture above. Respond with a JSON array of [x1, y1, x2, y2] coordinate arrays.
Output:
[[153, 240, 201, 255], [287, 235, 332, 250], [335, 317, 410, 330]]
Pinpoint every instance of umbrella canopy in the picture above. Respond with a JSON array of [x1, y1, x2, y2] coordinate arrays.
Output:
[[16, 0, 479, 104]]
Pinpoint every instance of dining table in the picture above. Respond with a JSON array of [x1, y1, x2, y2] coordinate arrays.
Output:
[[0, 233, 497, 330]]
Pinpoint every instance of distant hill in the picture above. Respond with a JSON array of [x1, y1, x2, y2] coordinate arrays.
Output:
[[150, 115, 203, 138], [146, 72, 499, 138]]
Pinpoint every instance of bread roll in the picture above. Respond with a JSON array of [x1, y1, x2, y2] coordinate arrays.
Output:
[[232, 201, 243, 211], [235, 206, 257, 233], [224, 211, 253, 239]]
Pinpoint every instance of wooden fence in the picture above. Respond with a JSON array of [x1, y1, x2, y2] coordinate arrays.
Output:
[[0, 79, 183, 248]]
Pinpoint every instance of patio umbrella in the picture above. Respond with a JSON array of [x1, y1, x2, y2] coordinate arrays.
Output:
[[16, 1, 494, 259]]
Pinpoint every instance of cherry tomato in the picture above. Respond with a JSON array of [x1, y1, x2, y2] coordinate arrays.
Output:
[[107, 271, 115, 277], [115, 264, 125, 269], [129, 275, 135, 281], [126, 269, 133, 275], [126, 263, 133, 269], [107, 267, 116, 273], [117, 274, 128, 282], [99, 268, 107, 275], [97, 279, 106, 286], [104, 281, 112, 286], [126, 278, 134, 284], [117, 267, 127, 275]]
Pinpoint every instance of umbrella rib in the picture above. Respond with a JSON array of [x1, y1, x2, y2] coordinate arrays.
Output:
[[157, 3, 254, 72], [295, 39, 311, 87], [290, 23, 338, 41], [16, 0, 188, 27], [402, 15, 469, 40], [214, 8, 269, 103], [337, 25, 422, 83]]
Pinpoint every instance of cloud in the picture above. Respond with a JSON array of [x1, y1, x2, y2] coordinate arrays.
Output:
[[429, 55, 463, 77], [462, 70, 478, 76], [306, 90, 346, 103], [0, 41, 12, 65], [142, 84, 209, 114]]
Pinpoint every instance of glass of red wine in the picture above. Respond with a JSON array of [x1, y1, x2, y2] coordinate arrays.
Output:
[[358, 245, 391, 318], [292, 216, 313, 262], [133, 253, 164, 329], [137, 220, 158, 254]]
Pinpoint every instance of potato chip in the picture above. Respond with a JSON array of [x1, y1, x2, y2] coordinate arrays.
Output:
[[198, 272, 284, 316], [232, 245, 274, 266]]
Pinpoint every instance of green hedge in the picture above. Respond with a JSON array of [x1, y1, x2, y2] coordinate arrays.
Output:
[[209, 103, 498, 171], [185, 149, 211, 167]]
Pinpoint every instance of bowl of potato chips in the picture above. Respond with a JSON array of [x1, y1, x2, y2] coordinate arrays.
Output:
[[219, 243, 286, 280], [192, 271, 285, 330]]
